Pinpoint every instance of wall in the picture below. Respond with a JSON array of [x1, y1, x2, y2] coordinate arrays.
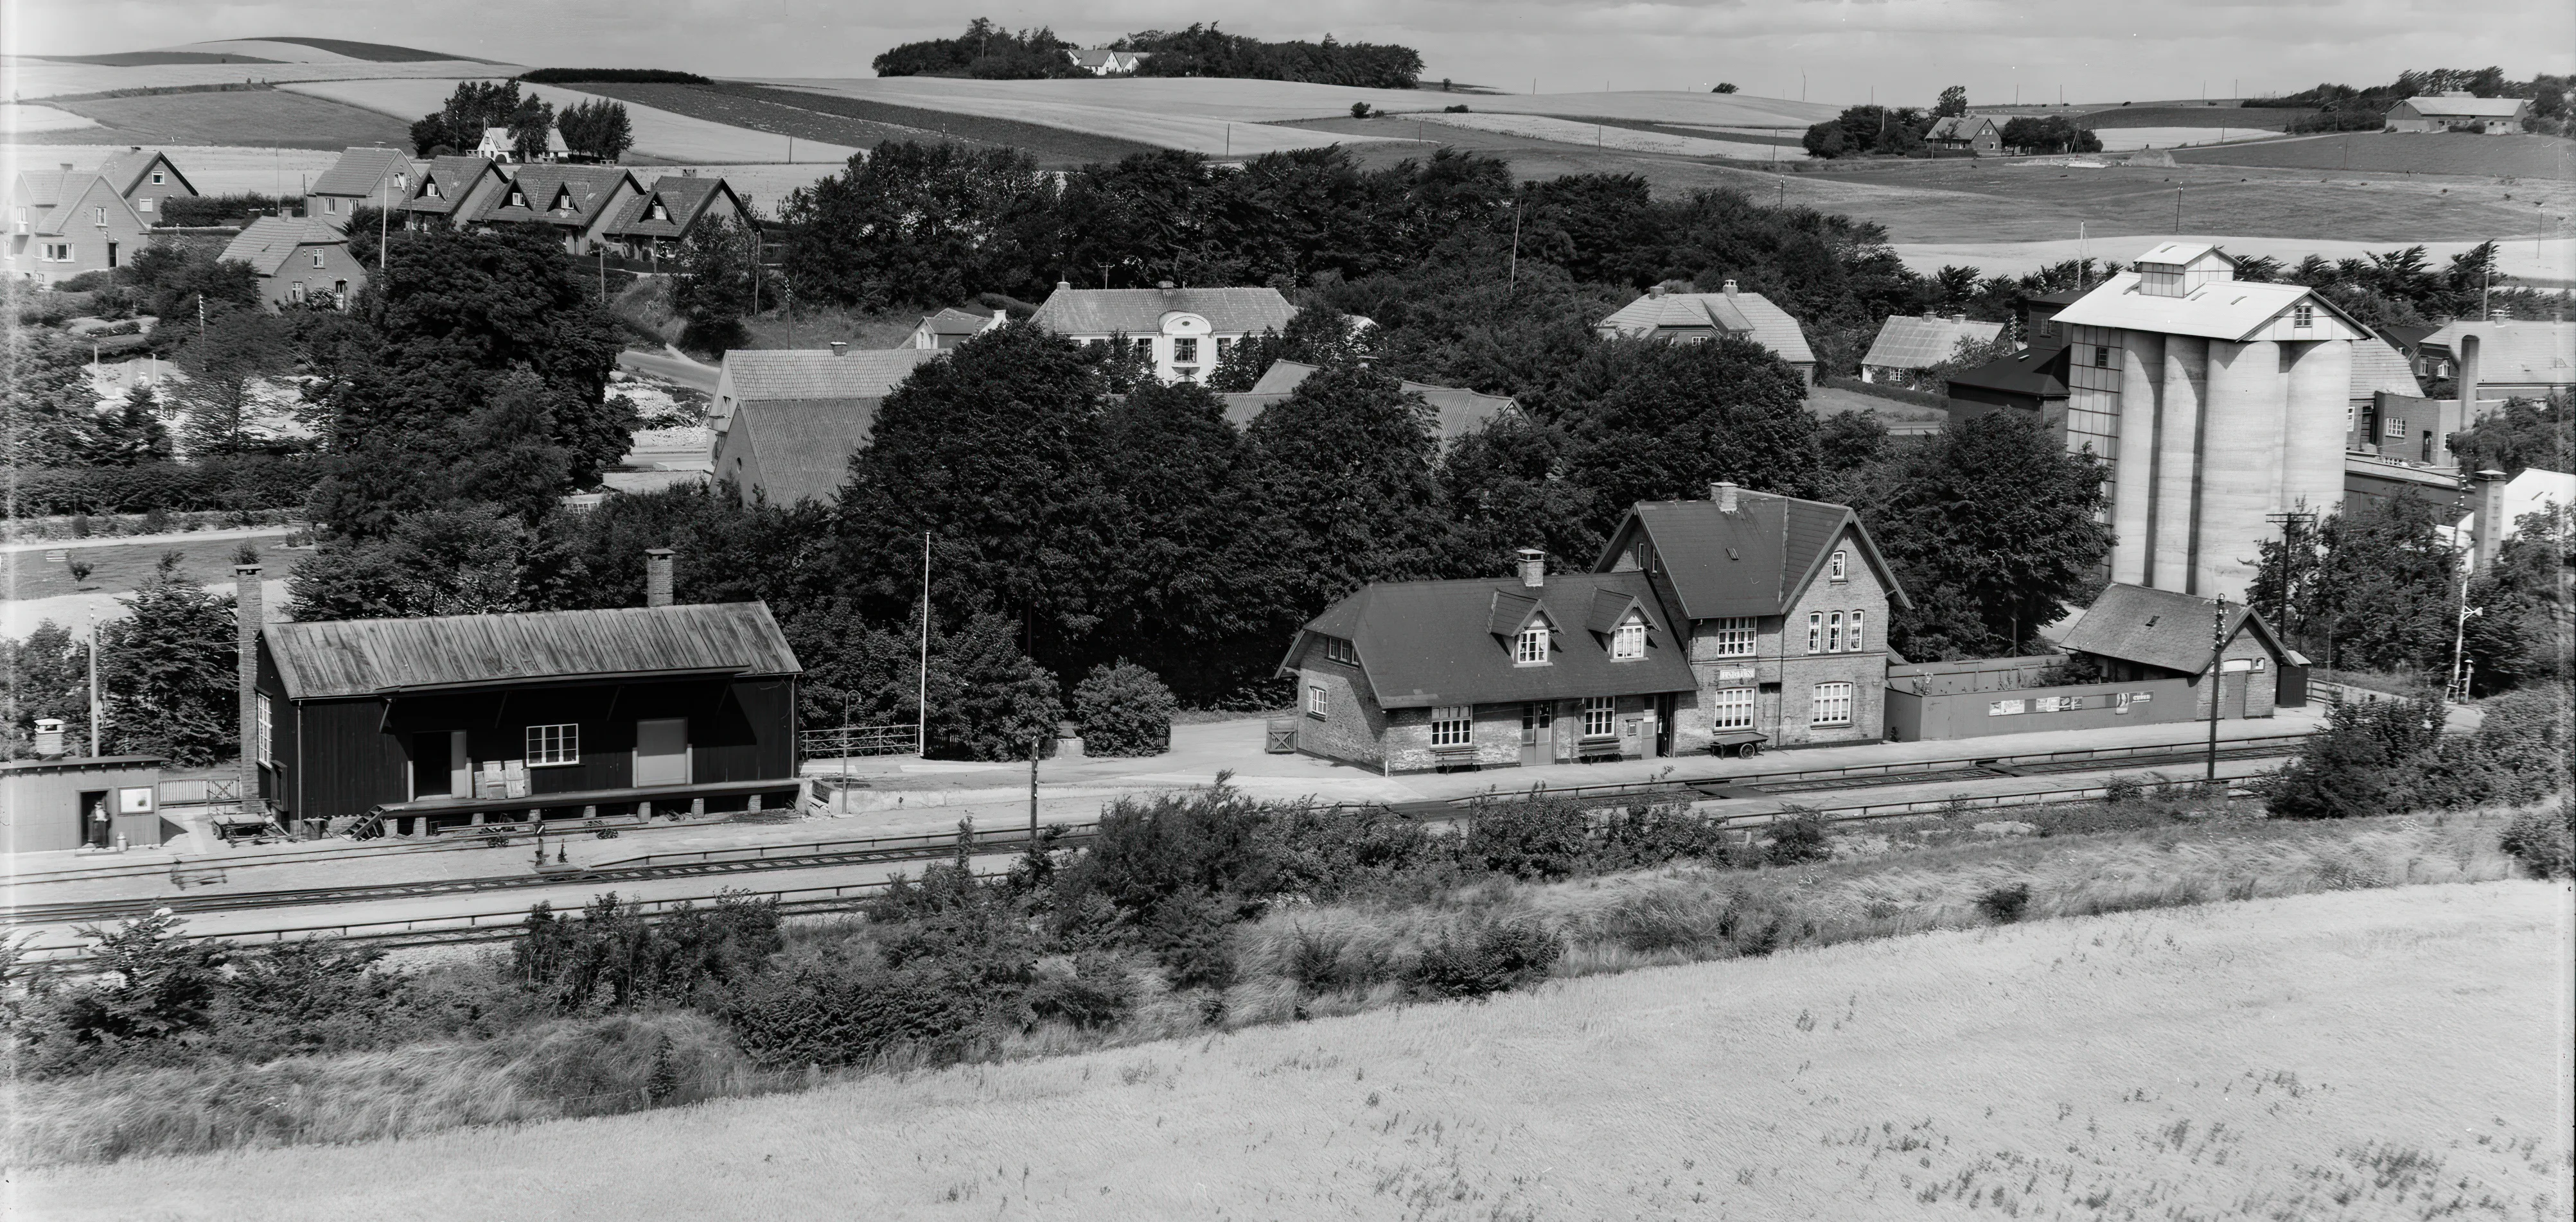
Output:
[[126, 161, 195, 220], [1291, 648, 1386, 771], [263, 240, 366, 310], [1889, 676, 2195, 740], [5, 178, 150, 286], [1772, 528, 1891, 746], [2, 758, 165, 854]]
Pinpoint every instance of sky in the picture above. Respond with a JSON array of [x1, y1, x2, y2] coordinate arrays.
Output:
[[12, 0, 2574, 107]]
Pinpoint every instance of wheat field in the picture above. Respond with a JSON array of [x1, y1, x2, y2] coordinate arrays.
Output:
[[279, 79, 858, 165], [19, 880, 2566, 1221]]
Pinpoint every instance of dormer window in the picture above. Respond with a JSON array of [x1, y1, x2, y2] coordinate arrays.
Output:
[[1515, 624, 1549, 665], [552, 188, 574, 212], [508, 189, 527, 208], [426, 181, 442, 198], [1830, 549, 1848, 581], [1610, 619, 1645, 660], [1323, 636, 1356, 666], [650, 201, 669, 221]]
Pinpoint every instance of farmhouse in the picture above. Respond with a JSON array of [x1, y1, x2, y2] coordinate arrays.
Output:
[[1858, 314, 2004, 384], [1221, 359, 1519, 443], [1594, 281, 1817, 387], [217, 216, 365, 310], [603, 172, 752, 261], [2054, 583, 2300, 719], [399, 155, 510, 231], [1066, 48, 1151, 74], [2049, 241, 2369, 601], [1924, 115, 2002, 155], [710, 345, 942, 502], [4, 166, 149, 285], [1030, 283, 1297, 384], [464, 164, 643, 254], [476, 125, 572, 162], [305, 146, 413, 231], [92, 146, 197, 222], [2384, 93, 2530, 134], [909, 307, 1007, 349], [252, 561, 803, 834]]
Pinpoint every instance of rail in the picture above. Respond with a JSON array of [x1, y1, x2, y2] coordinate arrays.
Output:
[[798, 724, 921, 760]]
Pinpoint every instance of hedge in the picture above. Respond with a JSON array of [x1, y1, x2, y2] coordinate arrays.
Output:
[[11, 455, 326, 515]]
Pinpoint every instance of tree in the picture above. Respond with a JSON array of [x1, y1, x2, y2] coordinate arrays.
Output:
[[1206, 302, 1375, 391], [667, 214, 761, 354], [3, 622, 92, 758], [1440, 414, 1594, 580], [1998, 116, 2101, 154], [3, 331, 105, 469], [1935, 85, 1968, 118], [1802, 122, 1847, 158], [51, 909, 231, 1047], [288, 504, 531, 621], [923, 613, 1064, 761], [780, 141, 1058, 310], [1553, 336, 1820, 552], [98, 554, 237, 765], [1713, 83, 1738, 94], [123, 241, 261, 321], [170, 308, 294, 457], [2248, 491, 2459, 676], [94, 383, 174, 466], [416, 80, 525, 157], [556, 98, 633, 162], [1073, 661, 1176, 756], [2447, 392, 2571, 476], [1087, 379, 1265, 696], [2460, 503, 2572, 695], [1847, 412, 2113, 658], [509, 94, 558, 161]]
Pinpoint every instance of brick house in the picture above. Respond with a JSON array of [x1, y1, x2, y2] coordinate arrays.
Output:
[[1595, 482, 1909, 753], [2056, 584, 2300, 719], [1280, 551, 1698, 773], [217, 216, 366, 310], [1924, 116, 2003, 155], [305, 146, 414, 232], [399, 155, 511, 232], [461, 165, 642, 255], [603, 173, 752, 263], [93, 147, 198, 223], [5, 167, 151, 286]]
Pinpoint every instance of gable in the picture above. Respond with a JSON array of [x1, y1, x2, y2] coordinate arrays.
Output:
[[1599, 493, 1910, 620]]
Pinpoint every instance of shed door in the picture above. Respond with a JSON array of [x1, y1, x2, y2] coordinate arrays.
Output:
[[635, 718, 690, 787]]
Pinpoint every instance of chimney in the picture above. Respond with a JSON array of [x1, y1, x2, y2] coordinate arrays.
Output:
[[1648, 284, 1664, 299], [2471, 469, 2509, 572], [1516, 547, 1546, 588], [33, 719, 66, 760], [235, 565, 261, 817], [991, 309, 1007, 325], [680, 167, 696, 177], [1055, 277, 1071, 292], [1721, 279, 1739, 299], [1712, 481, 1740, 512], [646, 548, 675, 607], [829, 340, 848, 357], [1157, 280, 1176, 292], [2456, 333, 2482, 421]]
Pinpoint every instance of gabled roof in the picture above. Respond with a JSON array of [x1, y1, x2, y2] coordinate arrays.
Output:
[[1946, 343, 2071, 399], [2349, 333, 2424, 399], [1282, 571, 1693, 709], [1220, 360, 1519, 442], [471, 165, 639, 229], [2050, 271, 2368, 342], [13, 171, 137, 236], [2393, 95, 2528, 119], [216, 216, 347, 275], [1596, 489, 1912, 619], [1925, 116, 1997, 141], [309, 146, 411, 198], [1029, 286, 1296, 336], [919, 307, 998, 336], [726, 399, 872, 507], [1596, 288, 1815, 365], [1862, 315, 2004, 371], [94, 148, 195, 197], [2420, 320, 2576, 387], [606, 175, 744, 240], [2133, 241, 2227, 267], [263, 603, 802, 700], [2057, 583, 2290, 675], [402, 155, 507, 216], [719, 347, 940, 403]]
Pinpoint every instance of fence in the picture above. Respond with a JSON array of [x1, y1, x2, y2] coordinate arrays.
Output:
[[157, 778, 240, 806], [798, 724, 921, 760]]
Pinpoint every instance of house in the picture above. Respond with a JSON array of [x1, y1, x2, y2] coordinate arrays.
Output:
[[2384, 93, 2530, 134], [304, 146, 414, 231], [603, 172, 753, 262], [463, 164, 643, 254], [1029, 283, 1297, 384], [475, 125, 572, 163], [398, 155, 511, 232], [2019, 287, 2088, 346], [1593, 281, 1818, 387], [2049, 241, 2372, 600], [709, 345, 943, 500], [252, 566, 803, 832], [1066, 48, 1151, 75], [1924, 115, 2003, 155], [1221, 359, 1520, 443], [218, 216, 365, 310], [910, 306, 1007, 349], [2056, 583, 2301, 719], [92, 146, 197, 223], [4, 166, 150, 285], [2416, 320, 2576, 401], [1945, 343, 2071, 422], [1858, 314, 2004, 384]]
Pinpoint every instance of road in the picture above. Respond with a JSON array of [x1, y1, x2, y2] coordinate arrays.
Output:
[[617, 346, 719, 392]]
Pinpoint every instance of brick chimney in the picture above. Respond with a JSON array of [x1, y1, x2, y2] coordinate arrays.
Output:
[[646, 548, 675, 607], [829, 341, 848, 357], [1517, 547, 1546, 588], [2471, 469, 2509, 572], [1712, 481, 1740, 512], [235, 565, 261, 816]]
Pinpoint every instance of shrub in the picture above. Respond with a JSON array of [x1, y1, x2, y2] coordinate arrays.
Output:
[[1259, 803, 1438, 898], [1460, 794, 1592, 880], [2101, 773, 2144, 805], [1024, 955, 1136, 1029], [1285, 926, 1395, 995], [1400, 918, 1560, 1000], [2499, 800, 2574, 879], [1350, 102, 1372, 119], [1976, 882, 2033, 923], [1594, 803, 1734, 869], [1072, 660, 1176, 756], [12, 456, 325, 516], [1765, 809, 1834, 864], [725, 957, 993, 1070], [2268, 698, 2446, 819]]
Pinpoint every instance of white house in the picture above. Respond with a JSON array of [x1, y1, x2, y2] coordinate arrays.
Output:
[[1065, 49, 1151, 75], [475, 125, 572, 164], [908, 307, 1007, 349], [2384, 93, 2530, 134], [1028, 283, 1298, 385], [1594, 281, 1818, 386]]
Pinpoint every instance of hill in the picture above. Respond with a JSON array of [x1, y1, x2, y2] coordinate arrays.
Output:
[[2174, 130, 2576, 177], [19, 882, 2564, 1219]]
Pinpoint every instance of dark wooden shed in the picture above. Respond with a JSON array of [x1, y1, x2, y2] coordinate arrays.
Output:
[[254, 602, 802, 832]]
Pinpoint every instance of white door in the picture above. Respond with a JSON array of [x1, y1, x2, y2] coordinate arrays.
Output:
[[635, 718, 689, 787]]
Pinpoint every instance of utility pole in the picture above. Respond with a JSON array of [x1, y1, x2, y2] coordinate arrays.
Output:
[[86, 614, 101, 758], [916, 532, 931, 756], [2446, 570, 2480, 703], [1028, 736, 1041, 848], [2205, 597, 2227, 784], [1506, 202, 1521, 296], [2174, 185, 2182, 234]]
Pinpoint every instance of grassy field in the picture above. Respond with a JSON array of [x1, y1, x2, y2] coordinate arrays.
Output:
[[1, 102, 101, 134], [48, 87, 409, 150], [6, 59, 515, 103], [2081, 105, 2301, 130], [748, 77, 1836, 130], [21, 880, 2563, 1219], [748, 79, 1384, 157], [1, 530, 299, 602], [1410, 110, 1808, 161], [594, 82, 1165, 169], [2175, 131, 2576, 179], [278, 78, 854, 164]]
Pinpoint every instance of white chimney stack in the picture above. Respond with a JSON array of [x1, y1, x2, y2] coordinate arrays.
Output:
[[33, 719, 66, 760], [646, 548, 675, 607], [1517, 547, 1546, 588], [829, 341, 848, 358], [1713, 481, 1740, 512], [2471, 469, 2509, 572], [1721, 279, 1739, 299]]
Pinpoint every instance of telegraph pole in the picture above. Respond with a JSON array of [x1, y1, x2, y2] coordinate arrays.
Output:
[[86, 613, 101, 758], [2205, 597, 2227, 784], [916, 532, 931, 756], [2264, 510, 2315, 640]]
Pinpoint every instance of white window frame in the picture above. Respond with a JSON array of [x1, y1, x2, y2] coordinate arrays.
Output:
[[1172, 336, 1199, 365], [255, 692, 275, 765], [1711, 686, 1756, 731], [1307, 685, 1328, 718], [1849, 611, 1866, 652], [1708, 616, 1757, 658], [136, 196, 153, 213], [1429, 706, 1474, 748], [310, 250, 326, 268], [93, 206, 106, 225], [150, 170, 166, 185], [525, 722, 580, 766], [1610, 620, 1646, 661], [1827, 611, 1844, 652], [326, 198, 338, 214], [1806, 612, 1822, 654], [1811, 682, 1855, 728], [1323, 635, 1356, 666], [1830, 550, 1848, 581], [1215, 336, 1233, 363], [41, 242, 71, 261], [2293, 304, 2314, 328], [1581, 695, 1617, 738], [1516, 624, 1549, 665]]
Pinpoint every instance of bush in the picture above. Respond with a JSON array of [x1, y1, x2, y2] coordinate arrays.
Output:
[[2268, 698, 2445, 819], [1976, 882, 2033, 923], [1460, 794, 1592, 880], [12, 456, 325, 515], [1258, 803, 1438, 898], [1594, 803, 1735, 869], [1765, 809, 1834, 864], [157, 193, 291, 228], [725, 958, 993, 1070], [1400, 918, 1560, 1000], [1285, 926, 1396, 995], [2499, 801, 2573, 878], [1072, 660, 1176, 756]]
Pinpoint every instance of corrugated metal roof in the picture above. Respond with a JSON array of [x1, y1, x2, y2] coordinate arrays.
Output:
[[2051, 272, 2357, 342], [310, 146, 412, 198], [1596, 290, 1815, 365], [1603, 491, 1910, 619], [1862, 315, 2004, 371], [728, 399, 872, 506], [218, 216, 346, 275], [1285, 572, 1693, 708], [719, 347, 939, 403], [1029, 286, 1295, 336], [1221, 360, 1518, 442], [2421, 320, 2576, 387], [263, 603, 801, 700], [2057, 583, 2286, 674]]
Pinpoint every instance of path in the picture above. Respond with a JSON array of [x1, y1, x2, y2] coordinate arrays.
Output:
[[619, 346, 719, 392]]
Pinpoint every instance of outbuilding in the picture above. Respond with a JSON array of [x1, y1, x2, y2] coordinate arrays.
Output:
[[2054, 583, 2302, 719], [1, 751, 168, 855]]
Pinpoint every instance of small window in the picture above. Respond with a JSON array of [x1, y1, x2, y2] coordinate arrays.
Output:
[[255, 693, 275, 765], [311, 251, 326, 268], [1172, 337, 1199, 365], [2293, 304, 2314, 328], [526, 723, 579, 765], [1830, 549, 1848, 581], [1582, 695, 1617, 738], [150, 170, 165, 184], [1827, 611, 1844, 653], [1323, 636, 1357, 666], [1806, 613, 1822, 654], [326, 198, 338, 213], [1811, 682, 1855, 727], [1611, 620, 1646, 660], [2095, 345, 2113, 368], [509, 190, 526, 208], [1709, 616, 1757, 658], [2385, 417, 2406, 442], [136, 196, 154, 213], [1307, 685, 1328, 719], [1516, 625, 1549, 665], [41, 242, 70, 261], [1429, 706, 1473, 748], [1711, 686, 1756, 731], [1215, 337, 1233, 363], [427, 181, 442, 198], [1849, 611, 1866, 652], [93, 206, 106, 225]]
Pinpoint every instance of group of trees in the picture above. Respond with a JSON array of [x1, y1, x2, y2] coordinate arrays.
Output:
[[3, 554, 243, 764], [404, 80, 635, 161], [1795, 97, 2103, 160], [2232, 241, 2563, 331], [2250, 67, 2574, 135], [871, 19, 1422, 88]]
